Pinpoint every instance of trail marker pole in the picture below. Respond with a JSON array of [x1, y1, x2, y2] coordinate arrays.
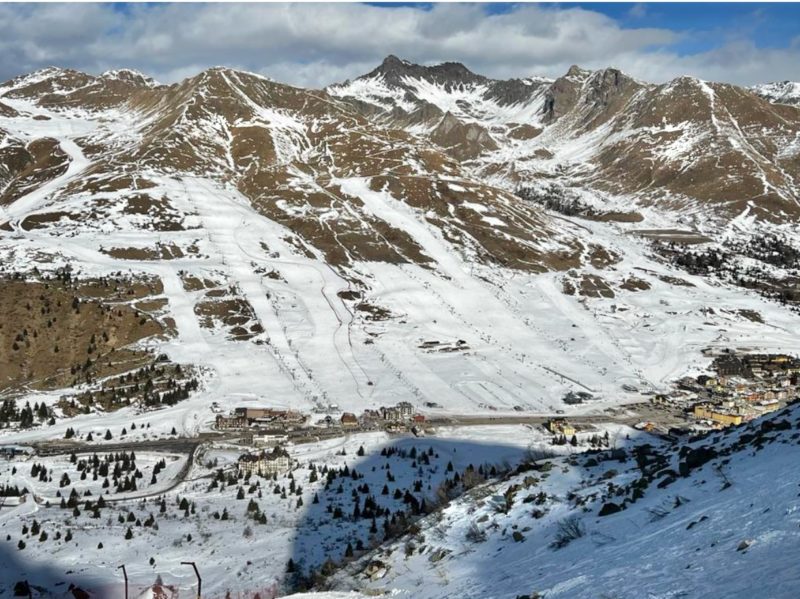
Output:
[[117, 565, 128, 599], [181, 561, 202, 599]]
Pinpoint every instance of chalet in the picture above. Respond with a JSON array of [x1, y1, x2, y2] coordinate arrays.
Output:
[[237, 447, 291, 477], [341, 412, 359, 428], [412, 414, 426, 424]]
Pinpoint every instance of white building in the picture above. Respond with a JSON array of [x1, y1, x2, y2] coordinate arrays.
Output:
[[237, 448, 291, 477]]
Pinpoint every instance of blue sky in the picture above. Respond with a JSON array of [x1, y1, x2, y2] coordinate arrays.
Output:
[[577, 2, 800, 50], [0, 3, 799, 87], [370, 2, 800, 55]]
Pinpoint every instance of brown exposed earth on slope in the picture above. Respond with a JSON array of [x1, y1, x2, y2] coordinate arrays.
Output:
[[0, 100, 18, 117], [0, 274, 167, 395], [430, 113, 498, 160], [0, 137, 69, 206]]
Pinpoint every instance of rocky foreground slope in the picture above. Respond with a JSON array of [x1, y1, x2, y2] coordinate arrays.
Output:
[[328, 402, 800, 599]]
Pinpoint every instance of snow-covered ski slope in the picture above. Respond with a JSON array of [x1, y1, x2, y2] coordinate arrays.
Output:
[[2, 91, 800, 444]]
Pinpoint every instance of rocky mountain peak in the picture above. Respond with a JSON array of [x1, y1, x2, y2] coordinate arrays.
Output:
[[565, 64, 591, 80], [379, 54, 411, 71], [367, 55, 485, 89], [100, 68, 158, 88], [751, 80, 800, 106]]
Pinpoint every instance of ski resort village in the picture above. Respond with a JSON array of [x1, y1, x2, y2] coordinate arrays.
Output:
[[2, 4, 800, 597]]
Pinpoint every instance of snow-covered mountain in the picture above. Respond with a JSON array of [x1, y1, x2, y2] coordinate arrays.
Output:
[[1, 61, 800, 425], [332, 58, 800, 225], [751, 80, 800, 106], [1, 58, 800, 599]]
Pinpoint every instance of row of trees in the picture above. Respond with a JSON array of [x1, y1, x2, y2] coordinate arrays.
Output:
[[0, 399, 52, 428]]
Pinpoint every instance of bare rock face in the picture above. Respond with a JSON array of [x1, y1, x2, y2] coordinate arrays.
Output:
[[430, 112, 498, 160], [0, 100, 18, 117], [366, 54, 487, 91], [541, 65, 591, 124]]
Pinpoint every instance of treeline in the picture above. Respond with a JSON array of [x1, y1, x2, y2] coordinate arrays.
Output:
[[655, 233, 800, 310], [516, 184, 591, 217], [0, 399, 53, 428], [60, 362, 199, 415]]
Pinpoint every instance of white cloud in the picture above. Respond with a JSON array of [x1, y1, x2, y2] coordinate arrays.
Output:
[[0, 3, 797, 89], [628, 4, 648, 20]]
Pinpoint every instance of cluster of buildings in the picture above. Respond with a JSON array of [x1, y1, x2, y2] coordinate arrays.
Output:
[[216, 401, 429, 437], [334, 402, 426, 432], [654, 352, 800, 429], [215, 407, 306, 431]]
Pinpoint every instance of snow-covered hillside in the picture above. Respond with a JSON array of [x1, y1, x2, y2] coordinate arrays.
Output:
[[2, 66, 799, 442], [332, 404, 800, 599], [0, 424, 557, 597], [751, 80, 800, 106]]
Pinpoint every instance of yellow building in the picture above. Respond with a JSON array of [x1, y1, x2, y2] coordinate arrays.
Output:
[[546, 418, 576, 437], [754, 400, 780, 415], [693, 404, 743, 427]]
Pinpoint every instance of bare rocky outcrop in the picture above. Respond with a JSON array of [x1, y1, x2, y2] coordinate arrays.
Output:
[[0, 137, 69, 206], [430, 112, 497, 160]]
